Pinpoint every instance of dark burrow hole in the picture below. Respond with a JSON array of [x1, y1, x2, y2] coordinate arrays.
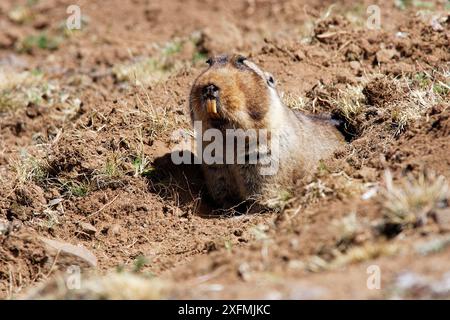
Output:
[[330, 112, 359, 142]]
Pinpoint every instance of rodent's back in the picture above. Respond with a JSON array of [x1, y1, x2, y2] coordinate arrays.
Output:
[[294, 111, 345, 166]]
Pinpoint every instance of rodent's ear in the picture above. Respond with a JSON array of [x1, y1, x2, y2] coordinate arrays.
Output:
[[265, 72, 276, 88]]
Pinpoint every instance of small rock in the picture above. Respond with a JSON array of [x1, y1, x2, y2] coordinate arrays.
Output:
[[109, 224, 121, 236], [395, 32, 408, 38], [294, 50, 305, 61], [349, 61, 361, 70], [238, 262, 252, 281], [430, 16, 444, 31], [376, 48, 398, 64], [0, 219, 9, 235], [79, 222, 97, 235], [41, 237, 97, 267], [47, 198, 63, 207]]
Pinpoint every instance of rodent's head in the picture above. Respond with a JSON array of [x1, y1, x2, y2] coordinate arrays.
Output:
[[189, 54, 278, 130]]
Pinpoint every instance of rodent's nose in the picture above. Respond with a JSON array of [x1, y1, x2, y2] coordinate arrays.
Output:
[[202, 84, 219, 99]]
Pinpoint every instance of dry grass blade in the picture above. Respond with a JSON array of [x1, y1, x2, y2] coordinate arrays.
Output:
[[380, 170, 449, 228]]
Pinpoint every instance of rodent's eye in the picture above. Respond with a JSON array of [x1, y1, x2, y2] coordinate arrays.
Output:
[[206, 58, 213, 66], [266, 73, 275, 88]]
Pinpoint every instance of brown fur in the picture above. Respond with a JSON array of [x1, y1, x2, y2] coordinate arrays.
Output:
[[189, 54, 345, 210], [190, 55, 270, 130]]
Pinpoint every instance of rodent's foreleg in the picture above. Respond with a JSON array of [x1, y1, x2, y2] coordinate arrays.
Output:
[[202, 165, 241, 208]]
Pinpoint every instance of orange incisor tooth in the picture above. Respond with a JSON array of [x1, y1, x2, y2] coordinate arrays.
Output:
[[207, 99, 217, 114]]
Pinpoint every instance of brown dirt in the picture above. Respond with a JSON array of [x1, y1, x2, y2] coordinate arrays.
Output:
[[1, 0, 449, 299]]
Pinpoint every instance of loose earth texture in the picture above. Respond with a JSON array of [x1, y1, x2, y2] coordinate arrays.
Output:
[[0, 0, 449, 299]]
